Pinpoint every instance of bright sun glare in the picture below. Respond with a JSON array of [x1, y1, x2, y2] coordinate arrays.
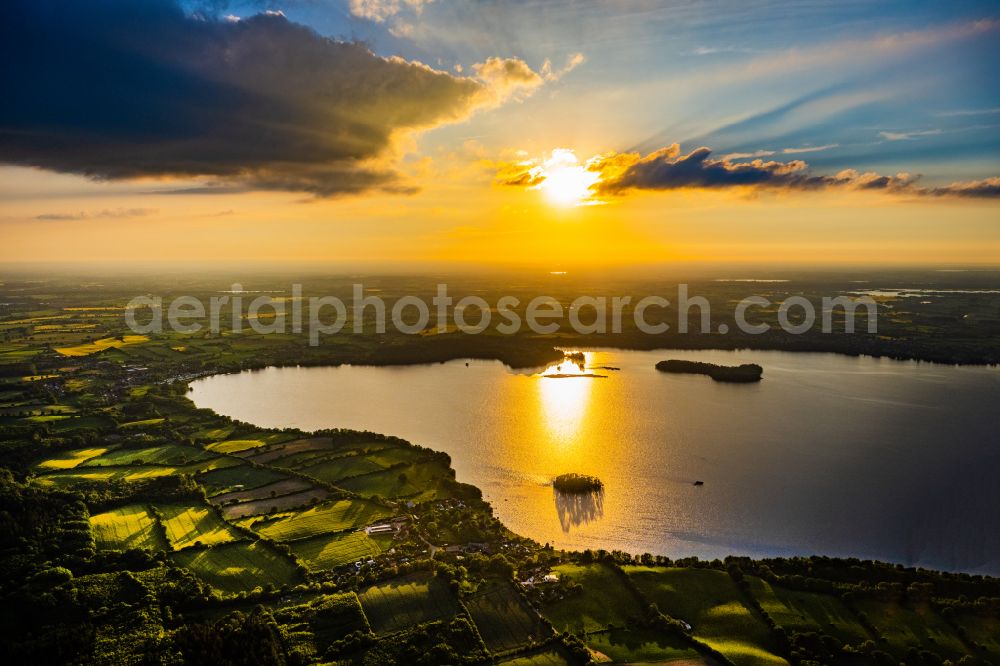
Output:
[[535, 149, 600, 207]]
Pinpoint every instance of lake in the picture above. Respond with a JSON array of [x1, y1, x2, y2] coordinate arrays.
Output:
[[189, 349, 1000, 574]]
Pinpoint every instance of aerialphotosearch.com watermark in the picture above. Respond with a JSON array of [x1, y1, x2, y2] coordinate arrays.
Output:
[[124, 283, 878, 345]]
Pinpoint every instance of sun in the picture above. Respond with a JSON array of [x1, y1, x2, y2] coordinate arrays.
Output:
[[535, 149, 601, 207]]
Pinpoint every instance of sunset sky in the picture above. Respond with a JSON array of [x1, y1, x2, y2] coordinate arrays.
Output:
[[2, 0, 998, 267]]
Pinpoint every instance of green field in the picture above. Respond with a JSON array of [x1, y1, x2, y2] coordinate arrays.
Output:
[[257, 432, 301, 446], [220, 487, 329, 520], [300, 454, 385, 482], [855, 600, 967, 660], [540, 563, 643, 634], [465, 583, 547, 652], [242, 436, 335, 464], [247, 499, 390, 542], [198, 464, 289, 496], [172, 541, 301, 594], [338, 461, 452, 501], [37, 468, 121, 485], [747, 576, 870, 645], [358, 574, 460, 635], [37, 457, 236, 487], [211, 478, 313, 504], [155, 504, 244, 550], [289, 531, 382, 570], [205, 438, 266, 454], [24, 414, 71, 424], [80, 443, 213, 467], [38, 466, 180, 486], [584, 627, 701, 664], [119, 417, 166, 429], [47, 415, 116, 432], [90, 504, 169, 551], [191, 425, 236, 442], [54, 335, 149, 356], [624, 566, 786, 666], [34, 446, 110, 470]]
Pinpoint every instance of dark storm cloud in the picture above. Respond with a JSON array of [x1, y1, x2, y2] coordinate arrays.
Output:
[[0, 0, 488, 195], [591, 145, 825, 192], [587, 144, 1000, 198]]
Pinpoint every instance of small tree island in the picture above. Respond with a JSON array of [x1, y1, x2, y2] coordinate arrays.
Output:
[[553, 473, 604, 493], [655, 359, 763, 382]]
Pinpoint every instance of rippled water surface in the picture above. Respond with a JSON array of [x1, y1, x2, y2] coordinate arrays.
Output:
[[189, 349, 1000, 573]]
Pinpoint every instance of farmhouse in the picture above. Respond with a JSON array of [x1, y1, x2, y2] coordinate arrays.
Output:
[[519, 572, 559, 588]]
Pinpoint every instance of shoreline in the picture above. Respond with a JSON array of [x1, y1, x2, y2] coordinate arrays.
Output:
[[180, 341, 1000, 385], [186, 351, 1000, 577]]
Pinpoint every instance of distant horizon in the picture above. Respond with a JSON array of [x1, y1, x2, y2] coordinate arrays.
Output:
[[3, 259, 1000, 275]]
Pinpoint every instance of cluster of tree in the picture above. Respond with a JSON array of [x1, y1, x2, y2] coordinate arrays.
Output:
[[77, 474, 204, 513], [0, 471, 94, 589], [734, 555, 1000, 602], [655, 359, 763, 382], [171, 607, 288, 665], [363, 335, 565, 370], [553, 473, 604, 494], [572, 547, 717, 570]]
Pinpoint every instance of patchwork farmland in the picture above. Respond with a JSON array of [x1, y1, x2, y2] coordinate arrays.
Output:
[[358, 574, 461, 635], [4, 275, 998, 664]]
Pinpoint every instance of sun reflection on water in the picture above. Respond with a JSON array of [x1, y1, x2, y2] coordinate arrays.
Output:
[[538, 353, 594, 445]]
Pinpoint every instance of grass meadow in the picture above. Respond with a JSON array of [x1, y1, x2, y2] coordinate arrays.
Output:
[[198, 464, 289, 496], [747, 576, 870, 645], [358, 574, 460, 635], [540, 563, 643, 634], [855, 599, 968, 661], [156, 504, 244, 550], [34, 446, 110, 470], [80, 443, 213, 467], [289, 531, 382, 570], [624, 566, 787, 666], [90, 504, 169, 551], [172, 541, 301, 594], [465, 583, 546, 652], [54, 335, 149, 356], [247, 499, 390, 542]]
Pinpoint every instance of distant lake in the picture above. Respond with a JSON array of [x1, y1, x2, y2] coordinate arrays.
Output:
[[189, 349, 1000, 574]]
